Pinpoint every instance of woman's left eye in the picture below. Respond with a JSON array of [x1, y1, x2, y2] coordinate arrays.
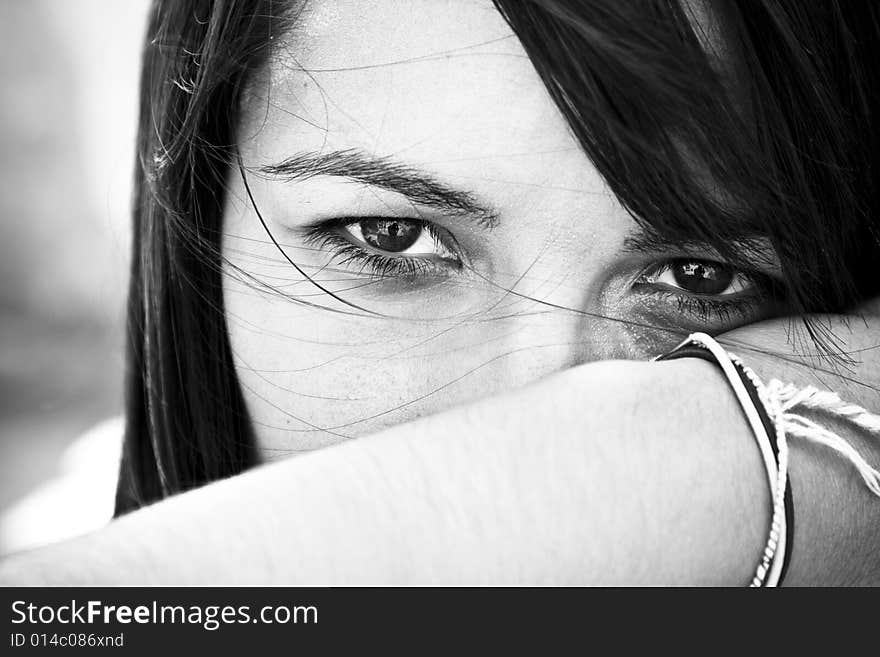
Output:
[[640, 259, 751, 296], [634, 257, 782, 327]]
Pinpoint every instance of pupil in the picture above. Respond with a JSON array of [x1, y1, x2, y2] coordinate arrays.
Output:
[[671, 260, 733, 295], [360, 219, 421, 252]]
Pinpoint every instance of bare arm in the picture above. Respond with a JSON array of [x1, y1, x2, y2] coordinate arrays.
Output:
[[1, 309, 878, 585]]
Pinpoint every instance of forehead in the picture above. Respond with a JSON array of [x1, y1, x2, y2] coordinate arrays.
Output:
[[240, 0, 603, 200]]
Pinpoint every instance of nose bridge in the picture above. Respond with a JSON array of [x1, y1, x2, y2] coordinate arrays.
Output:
[[487, 295, 613, 384], [474, 195, 641, 378], [484, 259, 646, 381]]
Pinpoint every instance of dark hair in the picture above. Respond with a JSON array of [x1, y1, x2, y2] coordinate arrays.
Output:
[[116, 0, 282, 512], [117, 0, 880, 514]]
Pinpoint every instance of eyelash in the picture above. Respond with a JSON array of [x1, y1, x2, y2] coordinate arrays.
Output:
[[303, 218, 779, 325], [654, 288, 762, 323]]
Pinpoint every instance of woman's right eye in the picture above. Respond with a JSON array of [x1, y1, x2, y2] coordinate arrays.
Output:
[[343, 218, 455, 258], [302, 217, 463, 279]]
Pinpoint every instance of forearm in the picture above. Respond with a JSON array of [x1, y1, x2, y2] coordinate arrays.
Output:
[[0, 358, 769, 585], [3, 310, 877, 585]]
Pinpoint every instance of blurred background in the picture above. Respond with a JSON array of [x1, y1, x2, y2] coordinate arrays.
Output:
[[0, 0, 150, 552]]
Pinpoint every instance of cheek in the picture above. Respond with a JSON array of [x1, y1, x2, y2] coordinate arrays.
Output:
[[224, 276, 536, 456]]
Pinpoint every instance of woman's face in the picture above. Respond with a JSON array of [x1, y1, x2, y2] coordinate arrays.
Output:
[[222, 0, 774, 456]]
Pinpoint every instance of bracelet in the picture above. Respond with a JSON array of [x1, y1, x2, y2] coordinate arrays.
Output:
[[655, 333, 790, 586], [728, 351, 795, 586], [655, 331, 880, 586]]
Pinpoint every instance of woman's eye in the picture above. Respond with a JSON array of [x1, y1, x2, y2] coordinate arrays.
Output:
[[643, 259, 751, 296], [301, 217, 463, 282], [342, 218, 458, 261], [633, 257, 784, 329]]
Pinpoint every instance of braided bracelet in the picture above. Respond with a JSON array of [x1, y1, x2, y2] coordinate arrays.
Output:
[[656, 332, 880, 587]]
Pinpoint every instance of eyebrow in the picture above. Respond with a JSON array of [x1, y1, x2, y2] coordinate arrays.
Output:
[[259, 149, 499, 228], [623, 230, 780, 271]]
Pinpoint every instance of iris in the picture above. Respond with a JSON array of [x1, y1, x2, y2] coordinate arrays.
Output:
[[359, 219, 422, 252]]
